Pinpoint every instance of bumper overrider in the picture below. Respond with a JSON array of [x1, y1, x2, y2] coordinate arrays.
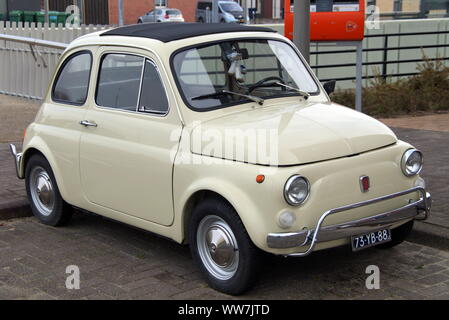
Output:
[[267, 187, 431, 257], [9, 144, 24, 179]]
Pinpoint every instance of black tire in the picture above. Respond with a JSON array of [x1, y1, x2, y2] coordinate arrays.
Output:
[[137, 19, 143, 24], [220, 19, 226, 23], [376, 220, 414, 249], [25, 154, 72, 226], [188, 198, 260, 295], [198, 17, 204, 23]]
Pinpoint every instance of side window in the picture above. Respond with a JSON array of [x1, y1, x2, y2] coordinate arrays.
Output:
[[52, 51, 92, 105], [138, 60, 169, 115], [96, 54, 144, 111]]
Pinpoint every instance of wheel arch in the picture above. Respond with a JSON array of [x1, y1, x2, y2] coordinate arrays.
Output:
[[22, 139, 69, 203], [182, 190, 228, 244], [177, 182, 265, 250]]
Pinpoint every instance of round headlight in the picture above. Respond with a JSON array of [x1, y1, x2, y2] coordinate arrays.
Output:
[[284, 175, 310, 206], [401, 149, 423, 177]]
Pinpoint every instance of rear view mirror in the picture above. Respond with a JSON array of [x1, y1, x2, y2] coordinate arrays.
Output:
[[323, 80, 336, 95]]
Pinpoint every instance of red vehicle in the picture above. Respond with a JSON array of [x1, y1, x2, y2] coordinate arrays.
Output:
[[284, 0, 365, 41]]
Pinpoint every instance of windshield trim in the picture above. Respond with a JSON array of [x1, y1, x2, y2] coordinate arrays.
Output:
[[170, 37, 321, 112]]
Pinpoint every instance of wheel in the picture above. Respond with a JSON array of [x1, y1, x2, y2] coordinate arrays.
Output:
[[188, 198, 260, 295], [25, 154, 72, 226], [137, 19, 143, 24], [220, 19, 226, 23], [198, 17, 204, 23], [376, 220, 414, 249]]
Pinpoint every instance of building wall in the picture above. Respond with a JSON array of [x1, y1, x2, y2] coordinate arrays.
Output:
[[373, 0, 421, 13], [402, 0, 421, 12], [0, 0, 7, 15], [7, 0, 40, 11]]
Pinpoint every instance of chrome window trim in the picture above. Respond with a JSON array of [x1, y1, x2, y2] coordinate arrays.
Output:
[[137, 59, 170, 116], [94, 50, 170, 118], [51, 50, 93, 107]]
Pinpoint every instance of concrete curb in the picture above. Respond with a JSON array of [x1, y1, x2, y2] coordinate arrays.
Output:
[[0, 199, 32, 220], [0, 199, 447, 253]]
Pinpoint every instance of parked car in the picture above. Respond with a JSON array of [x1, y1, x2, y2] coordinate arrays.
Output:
[[196, 0, 246, 23], [9, 23, 431, 295], [137, 8, 184, 23]]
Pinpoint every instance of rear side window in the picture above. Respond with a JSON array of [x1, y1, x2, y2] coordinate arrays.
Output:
[[138, 60, 168, 114], [96, 54, 144, 111], [166, 10, 180, 15], [52, 51, 92, 105]]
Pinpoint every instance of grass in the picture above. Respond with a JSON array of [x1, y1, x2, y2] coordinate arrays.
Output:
[[330, 57, 449, 118]]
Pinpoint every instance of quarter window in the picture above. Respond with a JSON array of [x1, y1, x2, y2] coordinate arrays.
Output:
[[52, 51, 92, 105], [96, 54, 144, 111], [138, 60, 169, 114]]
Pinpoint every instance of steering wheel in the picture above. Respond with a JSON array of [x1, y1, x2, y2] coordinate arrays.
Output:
[[247, 76, 285, 93]]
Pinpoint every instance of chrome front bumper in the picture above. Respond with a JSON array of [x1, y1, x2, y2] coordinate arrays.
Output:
[[267, 187, 431, 257], [9, 144, 24, 179]]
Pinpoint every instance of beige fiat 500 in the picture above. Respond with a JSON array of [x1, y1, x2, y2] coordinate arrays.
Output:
[[10, 23, 431, 295]]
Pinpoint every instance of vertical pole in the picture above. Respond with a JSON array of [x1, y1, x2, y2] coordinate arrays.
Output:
[[355, 41, 363, 113], [382, 34, 388, 80], [118, 0, 124, 26], [44, 0, 49, 25], [243, 0, 248, 24], [212, 0, 219, 23], [293, 0, 310, 63]]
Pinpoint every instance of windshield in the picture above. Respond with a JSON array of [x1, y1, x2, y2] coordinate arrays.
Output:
[[220, 2, 243, 12], [172, 39, 319, 111]]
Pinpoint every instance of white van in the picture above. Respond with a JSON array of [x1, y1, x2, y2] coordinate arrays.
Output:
[[196, 0, 246, 23]]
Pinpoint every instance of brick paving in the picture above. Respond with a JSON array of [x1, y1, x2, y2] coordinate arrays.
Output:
[[0, 142, 27, 217], [0, 95, 448, 299], [391, 127, 449, 229], [0, 215, 448, 300]]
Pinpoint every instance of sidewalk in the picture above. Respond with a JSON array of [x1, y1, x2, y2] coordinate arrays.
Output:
[[0, 95, 448, 248]]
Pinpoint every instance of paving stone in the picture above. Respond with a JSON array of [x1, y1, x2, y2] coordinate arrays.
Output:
[[415, 273, 449, 286], [0, 122, 449, 299]]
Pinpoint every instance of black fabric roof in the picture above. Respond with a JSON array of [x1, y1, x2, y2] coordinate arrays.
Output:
[[100, 23, 276, 43]]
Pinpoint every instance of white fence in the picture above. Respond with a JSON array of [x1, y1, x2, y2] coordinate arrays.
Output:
[[1, 19, 448, 99], [0, 22, 110, 99]]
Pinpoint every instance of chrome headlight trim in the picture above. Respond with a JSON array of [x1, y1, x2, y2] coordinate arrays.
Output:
[[401, 148, 423, 177], [284, 175, 310, 206]]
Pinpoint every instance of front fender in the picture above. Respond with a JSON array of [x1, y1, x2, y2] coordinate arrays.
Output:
[[172, 157, 276, 250]]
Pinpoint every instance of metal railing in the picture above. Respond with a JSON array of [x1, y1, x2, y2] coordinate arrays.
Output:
[[312, 29, 449, 83], [0, 21, 110, 99], [0, 22, 447, 100]]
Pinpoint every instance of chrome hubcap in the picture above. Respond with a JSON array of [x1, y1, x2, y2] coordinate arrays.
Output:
[[197, 215, 239, 280], [29, 167, 55, 216]]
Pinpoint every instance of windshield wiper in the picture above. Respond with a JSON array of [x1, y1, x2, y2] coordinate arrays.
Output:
[[191, 90, 264, 105], [275, 82, 310, 99]]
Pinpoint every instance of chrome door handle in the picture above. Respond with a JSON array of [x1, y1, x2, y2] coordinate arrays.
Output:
[[79, 120, 98, 128]]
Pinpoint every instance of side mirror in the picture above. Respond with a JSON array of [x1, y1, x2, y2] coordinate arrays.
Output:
[[323, 80, 336, 95]]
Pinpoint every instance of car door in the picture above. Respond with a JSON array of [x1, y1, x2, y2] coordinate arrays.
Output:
[[144, 10, 154, 23], [79, 47, 182, 226]]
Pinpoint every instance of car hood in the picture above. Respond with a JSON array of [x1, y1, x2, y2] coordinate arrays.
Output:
[[190, 102, 397, 166]]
